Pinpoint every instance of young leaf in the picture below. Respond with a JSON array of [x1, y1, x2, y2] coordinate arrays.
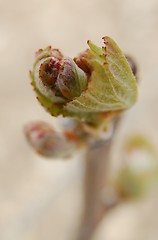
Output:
[[30, 37, 138, 126]]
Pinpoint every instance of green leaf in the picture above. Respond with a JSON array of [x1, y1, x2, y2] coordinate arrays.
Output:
[[65, 37, 137, 115], [30, 37, 138, 126]]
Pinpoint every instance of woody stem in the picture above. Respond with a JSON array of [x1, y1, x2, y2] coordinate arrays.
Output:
[[76, 122, 120, 240]]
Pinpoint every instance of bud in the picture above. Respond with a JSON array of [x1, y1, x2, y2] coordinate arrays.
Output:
[[30, 37, 138, 126], [56, 58, 87, 100], [115, 135, 158, 199], [30, 46, 88, 116], [125, 55, 138, 80], [24, 121, 80, 158]]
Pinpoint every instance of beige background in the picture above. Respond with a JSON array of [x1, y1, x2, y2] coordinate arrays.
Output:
[[0, 0, 158, 239]]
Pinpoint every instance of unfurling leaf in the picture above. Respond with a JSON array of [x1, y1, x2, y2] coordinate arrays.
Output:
[[30, 37, 137, 126]]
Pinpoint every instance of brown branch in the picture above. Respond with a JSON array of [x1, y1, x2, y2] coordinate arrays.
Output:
[[76, 121, 120, 240]]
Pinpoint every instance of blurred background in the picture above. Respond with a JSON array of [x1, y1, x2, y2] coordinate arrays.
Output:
[[0, 0, 158, 239]]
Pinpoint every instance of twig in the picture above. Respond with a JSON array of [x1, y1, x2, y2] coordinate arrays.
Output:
[[76, 125, 119, 240]]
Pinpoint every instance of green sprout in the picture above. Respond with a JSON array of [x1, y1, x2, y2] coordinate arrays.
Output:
[[30, 37, 137, 127]]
